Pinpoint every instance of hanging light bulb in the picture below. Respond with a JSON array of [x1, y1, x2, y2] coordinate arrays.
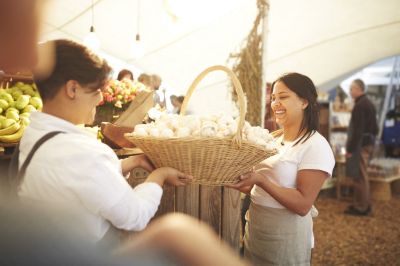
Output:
[[130, 0, 145, 59], [84, 0, 101, 51], [130, 33, 145, 59], [84, 26, 101, 51]]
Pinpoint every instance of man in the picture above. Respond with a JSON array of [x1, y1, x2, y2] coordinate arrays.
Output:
[[345, 79, 378, 216], [0, 3, 248, 265]]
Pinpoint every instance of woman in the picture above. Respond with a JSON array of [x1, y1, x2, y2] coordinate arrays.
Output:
[[15, 39, 192, 244], [117, 69, 134, 81], [230, 73, 335, 265]]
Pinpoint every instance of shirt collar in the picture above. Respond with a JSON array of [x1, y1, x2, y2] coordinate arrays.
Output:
[[355, 94, 366, 103], [29, 111, 87, 135]]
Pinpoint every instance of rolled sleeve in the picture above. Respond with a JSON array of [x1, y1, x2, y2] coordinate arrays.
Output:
[[100, 182, 163, 231]]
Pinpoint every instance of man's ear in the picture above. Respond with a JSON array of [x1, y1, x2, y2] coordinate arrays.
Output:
[[65, 80, 78, 99], [302, 99, 309, 110]]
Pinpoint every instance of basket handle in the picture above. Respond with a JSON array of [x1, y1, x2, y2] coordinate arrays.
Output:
[[180, 65, 246, 146]]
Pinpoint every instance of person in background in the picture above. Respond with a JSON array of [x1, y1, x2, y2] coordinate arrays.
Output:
[[344, 79, 378, 216], [170, 95, 185, 114], [138, 73, 152, 87], [170, 95, 179, 114], [151, 74, 166, 109], [229, 73, 335, 265], [117, 69, 134, 81]]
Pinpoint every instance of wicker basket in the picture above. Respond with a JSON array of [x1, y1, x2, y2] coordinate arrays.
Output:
[[125, 65, 277, 186]]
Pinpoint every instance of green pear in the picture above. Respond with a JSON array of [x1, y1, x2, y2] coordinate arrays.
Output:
[[23, 105, 36, 113], [15, 95, 30, 110], [29, 97, 43, 109], [15, 82, 25, 88], [0, 91, 14, 104], [6, 111, 19, 121], [22, 85, 36, 96], [20, 116, 30, 126], [0, 99, 8, 109], [19, 112, 31, 119], [11, 89, 23, 100], [6, 107, 19, 114]]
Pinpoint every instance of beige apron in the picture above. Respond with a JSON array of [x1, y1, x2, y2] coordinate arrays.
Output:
[[244, 202, 312, 266]]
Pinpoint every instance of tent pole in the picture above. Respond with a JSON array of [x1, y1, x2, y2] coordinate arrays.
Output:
[[260, 0, 270, 127]]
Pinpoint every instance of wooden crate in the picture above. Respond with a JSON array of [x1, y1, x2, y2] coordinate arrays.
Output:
[[369, 175, 400, 201], [126, 169, 241, 252]]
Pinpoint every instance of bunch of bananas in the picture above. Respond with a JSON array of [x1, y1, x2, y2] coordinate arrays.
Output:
[[0, 81, 42, 144], [0, 120, 27, 143]]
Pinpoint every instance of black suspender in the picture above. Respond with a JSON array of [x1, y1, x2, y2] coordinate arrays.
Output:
[[8, 131, 64, 195]]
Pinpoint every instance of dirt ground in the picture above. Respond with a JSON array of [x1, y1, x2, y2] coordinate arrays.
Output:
[[312, 194, 400, 266]]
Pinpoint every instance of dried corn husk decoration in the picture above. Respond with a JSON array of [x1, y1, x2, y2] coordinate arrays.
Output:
[[228, 0, 269, 126]]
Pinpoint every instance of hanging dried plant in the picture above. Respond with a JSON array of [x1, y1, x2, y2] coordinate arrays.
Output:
[[228, 0, 269, 126]]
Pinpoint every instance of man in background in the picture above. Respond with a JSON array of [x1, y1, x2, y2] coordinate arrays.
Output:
[[345, 79, 378, 216]]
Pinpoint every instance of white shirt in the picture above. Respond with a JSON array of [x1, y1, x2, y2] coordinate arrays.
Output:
[[251, 131, 335, 208], [251, 131, 334, 248], [18, 112, 163, 242]]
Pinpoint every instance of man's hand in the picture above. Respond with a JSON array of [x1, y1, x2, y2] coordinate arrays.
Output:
[[121, 154, 155, 176], [147, 167, 193, 187], [130, 154, 155, 172]]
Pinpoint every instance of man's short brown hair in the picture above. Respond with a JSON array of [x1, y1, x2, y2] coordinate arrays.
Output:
[[34, 39, 112, 101]]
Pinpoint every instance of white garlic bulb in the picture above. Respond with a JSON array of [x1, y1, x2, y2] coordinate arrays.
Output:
[[200, 126, 216, 137], [160, 128, 174, 138], [134, 127, 148, 137], [149, 127, 161, 137], [181, 115, 201, 131], [176, 127, 191, 138]]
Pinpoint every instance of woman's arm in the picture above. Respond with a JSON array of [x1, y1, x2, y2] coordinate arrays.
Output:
[[230, 169, 328, 216]]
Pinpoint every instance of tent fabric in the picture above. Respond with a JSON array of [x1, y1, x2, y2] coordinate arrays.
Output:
[[41, 0, 400, 114]]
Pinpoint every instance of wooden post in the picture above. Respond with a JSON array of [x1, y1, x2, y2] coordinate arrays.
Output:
[[155, 185, 175, 217], [200, 185, 222, 235], [175, 184, 200, 218], [221, 187, 241, 252]]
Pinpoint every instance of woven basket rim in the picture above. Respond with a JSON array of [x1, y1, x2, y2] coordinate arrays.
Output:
[[125, 133, 278, 153]]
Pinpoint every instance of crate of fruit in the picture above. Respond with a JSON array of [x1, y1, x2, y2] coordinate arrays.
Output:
[[125, 65, 277, 186]]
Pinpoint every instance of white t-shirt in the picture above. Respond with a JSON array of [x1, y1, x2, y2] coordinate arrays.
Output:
[[18, 112, 163, 242], [251, 131, 335, 208], [251, 131, 335, 248]]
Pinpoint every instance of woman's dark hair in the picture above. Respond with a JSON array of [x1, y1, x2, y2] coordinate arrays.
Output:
[[117, 69, 133, 81], [34, 39, 112, 102], [271, 72, 319, 146]]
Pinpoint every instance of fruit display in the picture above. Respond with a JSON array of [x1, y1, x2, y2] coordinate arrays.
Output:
[[0, 81, 43, 144]]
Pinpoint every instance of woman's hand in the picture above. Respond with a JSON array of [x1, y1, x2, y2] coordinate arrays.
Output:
[[227, 171, 263, 194], [146, 167, 193, 187]]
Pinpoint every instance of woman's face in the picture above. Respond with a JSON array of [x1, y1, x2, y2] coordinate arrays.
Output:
[[122, 74, 133, 81], [271, 81, 306, 128]]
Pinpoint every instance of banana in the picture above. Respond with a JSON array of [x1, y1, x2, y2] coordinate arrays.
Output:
[[0, 122, 20, 136], [0, 124, 26, 143]]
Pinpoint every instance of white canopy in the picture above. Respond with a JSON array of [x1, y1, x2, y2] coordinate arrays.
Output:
[[41, 0, 400, 114]]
